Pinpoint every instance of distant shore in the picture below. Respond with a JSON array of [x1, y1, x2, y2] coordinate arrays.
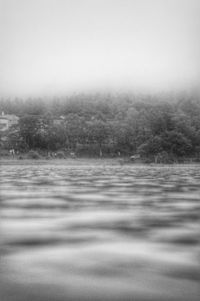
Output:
[[0, 158, 120, 165], [0, 157, 199, 166]]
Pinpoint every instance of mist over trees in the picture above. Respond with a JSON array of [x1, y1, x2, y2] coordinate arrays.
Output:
[[1, 93, 200, 161]]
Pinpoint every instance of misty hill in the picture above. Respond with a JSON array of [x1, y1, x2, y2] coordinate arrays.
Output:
[[0, 93, 200, 162]]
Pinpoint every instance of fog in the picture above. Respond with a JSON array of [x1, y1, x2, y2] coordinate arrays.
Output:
[[0, 0, 200, 97]]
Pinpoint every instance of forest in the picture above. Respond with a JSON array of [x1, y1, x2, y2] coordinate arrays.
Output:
[[0, 92, 200, 162]]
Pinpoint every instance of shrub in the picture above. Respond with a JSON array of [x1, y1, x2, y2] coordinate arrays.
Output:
[[56, 151, 66, 159], [0, 149, 9, 157], [27, 150, 41, 159]]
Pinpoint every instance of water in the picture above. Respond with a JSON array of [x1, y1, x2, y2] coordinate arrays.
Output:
[[0, 162, 200, 301]]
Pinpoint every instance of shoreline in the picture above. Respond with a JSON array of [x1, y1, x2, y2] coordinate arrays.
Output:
[[0, 158, 120, 165], [0, 157, 199, 166]]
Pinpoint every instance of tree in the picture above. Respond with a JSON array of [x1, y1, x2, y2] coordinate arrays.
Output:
[[19, 115, 43, 149], [137, 135, 163, 157], [162, 131, 192, 157], [87, 119, 110, 157]]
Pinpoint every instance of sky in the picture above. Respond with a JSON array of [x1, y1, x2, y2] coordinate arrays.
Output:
[[0, 0, 199, 97]]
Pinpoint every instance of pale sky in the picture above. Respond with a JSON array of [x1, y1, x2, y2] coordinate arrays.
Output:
[[0, 0, 199, 97]]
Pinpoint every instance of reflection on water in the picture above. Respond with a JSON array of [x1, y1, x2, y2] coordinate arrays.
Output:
[[0, 162, 200, 301]]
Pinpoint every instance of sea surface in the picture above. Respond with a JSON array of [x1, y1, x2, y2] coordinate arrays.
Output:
[[0, 162, 200, 301]]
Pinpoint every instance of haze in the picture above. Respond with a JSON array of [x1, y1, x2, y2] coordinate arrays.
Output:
[[0, 0, 199, 97]]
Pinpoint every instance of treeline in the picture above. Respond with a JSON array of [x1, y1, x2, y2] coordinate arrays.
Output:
[[1, 93, 200, 161]]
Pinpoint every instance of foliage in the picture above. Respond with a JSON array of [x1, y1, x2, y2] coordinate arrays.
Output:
[[26, 150, 41, 159], [56, 151, 66, 159]]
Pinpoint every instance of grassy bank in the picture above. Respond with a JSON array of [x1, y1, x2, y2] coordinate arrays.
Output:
[[1, 150, 200, 165], [0, 157, 199, 167], [0, 157, 121, 166]]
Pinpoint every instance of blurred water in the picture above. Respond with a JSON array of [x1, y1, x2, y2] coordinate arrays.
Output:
[[0, 162, 200, 301]]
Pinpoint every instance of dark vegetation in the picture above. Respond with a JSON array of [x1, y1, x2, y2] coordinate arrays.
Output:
[[1, 92, 200, 162]]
